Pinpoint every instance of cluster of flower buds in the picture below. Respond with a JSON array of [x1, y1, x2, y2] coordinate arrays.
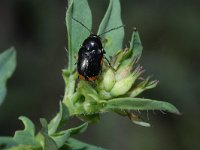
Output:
[[97, 48, 158, 101]]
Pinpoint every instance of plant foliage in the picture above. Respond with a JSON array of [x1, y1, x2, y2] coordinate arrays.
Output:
[[0, 0, 180, 149]]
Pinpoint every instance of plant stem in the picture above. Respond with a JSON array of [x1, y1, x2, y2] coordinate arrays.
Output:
[[63, 74, 76, 114]]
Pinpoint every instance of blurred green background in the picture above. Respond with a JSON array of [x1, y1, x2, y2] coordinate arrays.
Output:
[[0, 0, 199, 149]]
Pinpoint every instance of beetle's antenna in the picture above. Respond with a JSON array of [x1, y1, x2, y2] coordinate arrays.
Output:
[[98, 25, 125, 37], [72, 17, 92, 34]]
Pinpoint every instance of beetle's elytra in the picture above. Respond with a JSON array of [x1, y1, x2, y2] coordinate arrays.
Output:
[[72, 17, 124, 81], [77, 34, 105, 81]]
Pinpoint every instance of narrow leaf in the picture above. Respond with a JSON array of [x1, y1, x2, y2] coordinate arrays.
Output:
[[67, 122, 88, 135], [66, 0, 92, 72], [129, 30, 143, 62], [64, 138, 107, 150], [48, 102, 69, 135], [51, 122, 88, 148], [18, 116, 35, 136], [0, 47, 16, 106], [40, 118, 58, 150], [98, 0, 124, 57], [14, 131, 36, 146], [0, 137, 17, 149], [78, 114, 100, 123], [13, 116, 37, 146], [51, 132, 70, 149], [43, 136, 57, 150], [7, 145, 38, 150], [104, 97, 180, 115]]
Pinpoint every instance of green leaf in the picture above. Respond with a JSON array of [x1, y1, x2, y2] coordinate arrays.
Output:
[[104, 97, 180, 115], [67, 122, 88, 135], [40, 119, 58, 150], [48, 102, 69, 135], [63, 138, 107, 150], [14, 130, 36, 146], [73, 102, 103, 116], [129, 30, 143, 62], [51, 132, 70, 149], [0, 47, 16, 106], [0, 137, 17, 149], [98, 0, 124, 57], [78, 114, 100, 123], [7, 145, 40, 150], [51, 122, 88, 148], [19, 116, 35, 136], [78, 81, 99, 101], [66, 0, 92, 73], [13, 116, 37, 146]]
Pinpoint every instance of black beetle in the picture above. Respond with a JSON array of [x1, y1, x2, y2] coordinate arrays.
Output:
[[72, 17, 124, 81], [77, 34, 104, 80]]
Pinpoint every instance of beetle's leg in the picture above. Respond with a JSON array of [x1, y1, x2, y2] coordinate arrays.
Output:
[[104, 56, 111, 66], [103, 53, 116, 71], [101, 48, 110, 64], [105, 57, 116, 71], [102, 49, 106, 54], [101, 48, 116, 71]]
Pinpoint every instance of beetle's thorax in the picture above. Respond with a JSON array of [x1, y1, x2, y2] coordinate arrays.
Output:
[[82, 34, 103, 51]]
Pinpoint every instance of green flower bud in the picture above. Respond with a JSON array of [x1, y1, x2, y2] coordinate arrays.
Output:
[[110, 74, 136, 97], [98, 89, 112, 100], [145, 80, 159, 90], [129, 78, 159, 97], [103, 68, 116, 92], [110, 65, 144, 97], [115, 62, 133, 81], [129, 87, 144, 98], [112, 50, 124, 69]]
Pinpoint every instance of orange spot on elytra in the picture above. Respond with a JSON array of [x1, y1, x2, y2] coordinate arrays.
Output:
[[79, 74, 98, 81], [88, 76, 98, 81], [101, 58, 103, 66], [79, 74, 85, 80]]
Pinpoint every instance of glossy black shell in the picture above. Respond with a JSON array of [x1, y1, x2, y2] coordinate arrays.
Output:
[[77, 34, 105, 80]]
